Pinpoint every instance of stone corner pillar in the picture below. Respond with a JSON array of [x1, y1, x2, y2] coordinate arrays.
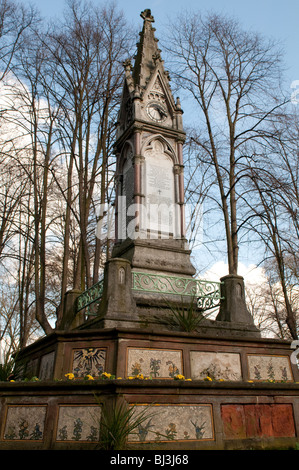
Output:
[[59, 289, 83, 330], [216, 274, 257, 328], [98, 257, 137, 320]]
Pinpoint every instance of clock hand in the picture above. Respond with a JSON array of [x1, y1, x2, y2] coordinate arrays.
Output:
[[157, 106, 167, 119]]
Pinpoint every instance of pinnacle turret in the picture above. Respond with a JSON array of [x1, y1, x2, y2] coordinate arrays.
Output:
[[132, 9, 163, 89]]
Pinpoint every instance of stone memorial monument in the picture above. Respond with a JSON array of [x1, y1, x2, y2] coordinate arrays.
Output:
[[0, 10, 299, 451]]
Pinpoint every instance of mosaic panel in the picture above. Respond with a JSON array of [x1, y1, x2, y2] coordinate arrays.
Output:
[[128, 404, 214, 442], [56, 405, 102, 442], [190, 351, 242, 381], [247, 354, 293, 381], [3, 405, 46, 441], [71, 348, 106, 378], [127, 348, 182, 378], [39, 351, 55, 380]]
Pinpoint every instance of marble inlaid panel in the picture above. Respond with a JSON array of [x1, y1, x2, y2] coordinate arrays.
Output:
[[3, 405, 46, 441], [144, 141, 176, 235], [127, 348, 182, 378], [190, 351, 242, 381], [39, 351, 55, 380], [247, 354, 293, 381], [56, 406, 101, 442], [71, 348, 106, 378], [128, 404, 214, 442]]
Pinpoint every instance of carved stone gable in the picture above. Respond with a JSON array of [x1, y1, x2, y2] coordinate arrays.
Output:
[[152, 76, 164, 93]]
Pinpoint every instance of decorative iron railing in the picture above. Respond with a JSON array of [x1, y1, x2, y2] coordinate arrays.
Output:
[[76, 278, 104, 315], [76, 272, 223, 315], [132, 271, 223, 311]]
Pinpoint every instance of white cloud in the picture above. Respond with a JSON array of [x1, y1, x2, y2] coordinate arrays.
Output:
[[201, 261, 267, 287]]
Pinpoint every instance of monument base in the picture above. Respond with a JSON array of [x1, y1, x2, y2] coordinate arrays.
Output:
[[1, 327, 298, 450], [112, 238, 196, 277]]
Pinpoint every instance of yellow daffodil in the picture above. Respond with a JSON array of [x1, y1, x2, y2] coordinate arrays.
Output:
[[174, 374, 185, 380], [65, 373, 75, 380], [101, 372, 112, 379]]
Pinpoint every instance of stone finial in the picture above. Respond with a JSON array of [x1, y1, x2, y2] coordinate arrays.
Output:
[[140, 9, 154, 22], [123, 58, 133, 72], [152, 51, 161, 64]]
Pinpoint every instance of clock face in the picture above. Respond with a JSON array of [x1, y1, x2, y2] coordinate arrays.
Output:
[[146, 102, 167, 122]]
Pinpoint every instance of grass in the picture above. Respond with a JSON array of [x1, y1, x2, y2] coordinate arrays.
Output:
[[95, 399, 158, 450], [160, 295, 207, 332], [0, 359, 15, 381]]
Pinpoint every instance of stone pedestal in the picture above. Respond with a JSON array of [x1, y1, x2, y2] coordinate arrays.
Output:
[[216, 275, 259, 334], [3, 328, 299, 450], [112, 238, 196, 277], [96, 257, 139, 328]]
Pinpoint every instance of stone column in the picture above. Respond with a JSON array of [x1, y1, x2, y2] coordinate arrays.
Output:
[[177, 142, 186, 238], [134, 131, 142, 234]]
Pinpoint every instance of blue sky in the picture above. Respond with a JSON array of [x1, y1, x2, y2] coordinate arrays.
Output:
[[24, 0, 298, 274], [27, 0, 299, 86]]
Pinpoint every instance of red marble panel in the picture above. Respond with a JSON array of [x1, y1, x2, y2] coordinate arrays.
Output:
[[221, 405, 246, 439], [221, 404, 295, 439], [271, 404, 296, 437]]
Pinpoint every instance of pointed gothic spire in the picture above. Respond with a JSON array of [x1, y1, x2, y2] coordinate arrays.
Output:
[[132, 9, 163, 89]]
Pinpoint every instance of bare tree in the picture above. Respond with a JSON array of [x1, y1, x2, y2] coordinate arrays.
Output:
[[0, 0, 133, 340], [42, 0, 133, 314], [0, 0, 38, 80], [165, 11, 287, 276], [0, 0, 39, 264], [244, 113, 299, 339]]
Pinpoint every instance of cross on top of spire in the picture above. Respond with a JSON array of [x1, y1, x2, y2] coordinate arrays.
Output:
[[140, 9, 155, 22]]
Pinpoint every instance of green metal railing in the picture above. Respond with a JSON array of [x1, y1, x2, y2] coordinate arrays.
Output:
[[132, 271, 223, 311], [76, 271, 223, 315], [76, 278, 104, 315]]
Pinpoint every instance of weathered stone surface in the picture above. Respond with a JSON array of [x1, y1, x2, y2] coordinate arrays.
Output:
[[221, 404, 296, 439], [216, 274, 260, 332]]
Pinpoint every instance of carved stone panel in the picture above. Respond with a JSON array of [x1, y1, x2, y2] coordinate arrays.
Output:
[[143, 139, 177, 237]]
